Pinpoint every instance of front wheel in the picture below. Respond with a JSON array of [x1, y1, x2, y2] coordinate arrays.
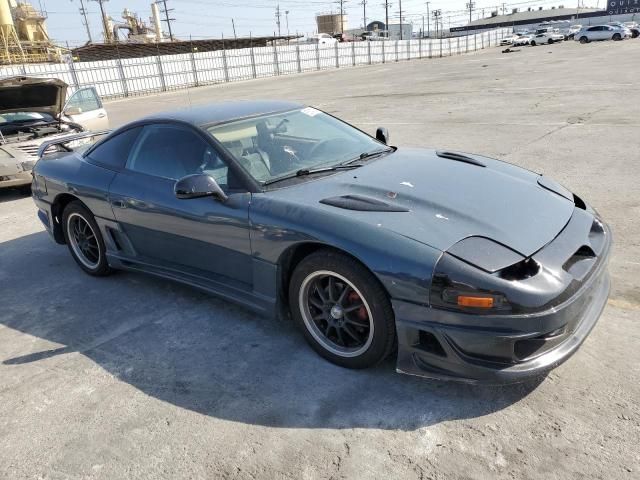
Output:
[[612, 33, 622, 41], [62, 200, 112, 276], [548, 38, 554, 44], [530, 40, 536, 46], [579, 36, 588, 44], [289, 250, 396, 369]]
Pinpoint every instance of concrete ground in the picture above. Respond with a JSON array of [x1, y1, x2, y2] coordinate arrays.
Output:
[[1, 40, 639, 479]]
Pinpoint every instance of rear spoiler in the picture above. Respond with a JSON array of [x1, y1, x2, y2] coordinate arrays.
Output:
[[37, 130, 111, 160]]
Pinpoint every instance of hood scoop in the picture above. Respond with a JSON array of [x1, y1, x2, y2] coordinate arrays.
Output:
[[436, 151, 486, 167], [320, 195, 409, 212]]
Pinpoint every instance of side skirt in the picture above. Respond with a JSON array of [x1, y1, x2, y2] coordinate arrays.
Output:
[[107, 253, 279, 318]]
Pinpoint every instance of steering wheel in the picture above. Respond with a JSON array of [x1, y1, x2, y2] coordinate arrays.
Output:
[[307, 138, 347, 161]]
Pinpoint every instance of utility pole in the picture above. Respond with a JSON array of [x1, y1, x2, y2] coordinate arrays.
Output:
[[335, 0, 347, 34], [398, 0, 403, 40], [76, 0, 93, 43], [425, 1, 430, 37], [501, 2, 506, 15], [231, 18, 237, 39], [466, 2, 475, 25], [432, 9, 441, 38], [381, 1, 391, 37], [156, 0, 174, 41], [89, 0, 110, 43], [275, 4, 281, 36], [360, 0, 367, 29]]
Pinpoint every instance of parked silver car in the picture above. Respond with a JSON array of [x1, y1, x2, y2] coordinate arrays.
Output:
[[0, 77, 109, 190], [575, 25, 631, 43]]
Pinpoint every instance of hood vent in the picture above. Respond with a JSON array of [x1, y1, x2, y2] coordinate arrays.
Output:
[[436, 151, 486, 167], [320, 195, 409, 212]]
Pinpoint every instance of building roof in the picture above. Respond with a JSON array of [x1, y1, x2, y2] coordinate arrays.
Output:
[[468, 7, 602, 27]]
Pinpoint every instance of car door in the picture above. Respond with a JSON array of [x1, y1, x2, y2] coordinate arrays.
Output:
[[64, 87, 109, 130], [107, 122, 253, 288]]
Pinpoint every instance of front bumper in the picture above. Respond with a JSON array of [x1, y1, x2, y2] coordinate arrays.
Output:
[[0, 171, 32, 188], [394, 215, 612, 385]]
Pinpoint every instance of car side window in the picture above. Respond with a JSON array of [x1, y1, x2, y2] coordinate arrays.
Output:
[[66, 88, 101, 112], [85, 126, 142, 170], [127, 124, 230, 187]]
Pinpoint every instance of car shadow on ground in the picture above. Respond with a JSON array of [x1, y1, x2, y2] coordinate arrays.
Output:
[[0, 231, 543, 431], [0, 187, 30, 203]]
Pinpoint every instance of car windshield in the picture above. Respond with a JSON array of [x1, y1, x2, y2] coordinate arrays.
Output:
[[206, 107, 390, 184], [0, 112, 55, 124]]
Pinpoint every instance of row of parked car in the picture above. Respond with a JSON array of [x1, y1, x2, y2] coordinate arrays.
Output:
[[501, 21, 639, 47]]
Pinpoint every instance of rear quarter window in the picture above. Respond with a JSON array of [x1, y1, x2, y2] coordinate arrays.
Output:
[[85, 126, 142, 170]]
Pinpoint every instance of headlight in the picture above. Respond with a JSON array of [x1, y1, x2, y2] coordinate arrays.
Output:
[[21, 160, 36, 171], [429, 237, 544, 315]]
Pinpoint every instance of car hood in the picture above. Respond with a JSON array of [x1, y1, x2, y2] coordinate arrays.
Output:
[[0, 76, 68, 116], [270, 148, 575, 257]]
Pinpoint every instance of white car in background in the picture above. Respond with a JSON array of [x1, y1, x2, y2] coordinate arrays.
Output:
[[575, 25, 631, 43], [500, 34, 521, 46], [0, 77, 109, 190], [530, 28, 565, 46], [308, 33, 338, 46], [513, 34, 533, 46], [567, 24, 583, 39]]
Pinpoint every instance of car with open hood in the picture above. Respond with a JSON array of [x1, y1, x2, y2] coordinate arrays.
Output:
[[30, 101, 611, 384], [0, 76, 109, 189]]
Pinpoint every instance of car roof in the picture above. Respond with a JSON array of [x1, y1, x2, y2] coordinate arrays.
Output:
[[141, 100, 304, 127]]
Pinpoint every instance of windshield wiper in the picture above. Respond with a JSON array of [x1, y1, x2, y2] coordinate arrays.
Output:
[[341, 148, 393, 165], [264, 164, 362, 186]]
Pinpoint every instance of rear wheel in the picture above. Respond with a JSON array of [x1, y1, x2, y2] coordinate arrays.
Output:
[[612, 33, 622, 41], [289, 250, 396, 369], [579, 36, 588, 44], [62, 201, 111, 276]]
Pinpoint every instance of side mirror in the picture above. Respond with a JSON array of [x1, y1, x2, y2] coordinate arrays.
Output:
[[64, 106, 82, 116], [376, 127, 390, 145], [174, 174, 228, 202]]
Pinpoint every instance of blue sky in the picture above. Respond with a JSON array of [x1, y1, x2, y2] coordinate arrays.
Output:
[[44, 0, 588, 46]]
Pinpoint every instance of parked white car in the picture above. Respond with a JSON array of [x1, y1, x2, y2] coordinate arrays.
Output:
[[500, 34, 521, 46], [567, 24, 583, 39], [0, 77, 109, 190], [513, 34, 533, 46], [308, 33, 338, 46], [530, 28, 565, 46], [575, 25, 631, 43]]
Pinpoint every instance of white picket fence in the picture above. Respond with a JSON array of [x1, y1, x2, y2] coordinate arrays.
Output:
[[0, 29, 510, 100]]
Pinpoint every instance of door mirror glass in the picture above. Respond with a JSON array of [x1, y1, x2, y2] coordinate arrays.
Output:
[[376, 127, 390, 145], [175, 173, 228, 202]]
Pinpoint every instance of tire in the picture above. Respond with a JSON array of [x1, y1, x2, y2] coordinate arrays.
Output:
[[548, 38, 554, 44], [62, 200, 112, 276], [579, 36, 588, 44], [289, 249, 396, 369], [530, 40, 536, 46], [612, 33, 621, 41]]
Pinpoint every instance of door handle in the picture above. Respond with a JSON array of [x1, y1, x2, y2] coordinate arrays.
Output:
[[112, 200, 127, 209], [98, 113, 106, 118]]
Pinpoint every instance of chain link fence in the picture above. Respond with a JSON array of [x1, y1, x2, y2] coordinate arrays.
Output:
[[0, 29, 510, 100]]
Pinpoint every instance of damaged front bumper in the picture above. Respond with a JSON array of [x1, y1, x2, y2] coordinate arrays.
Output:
[[393, 214, 612, 385]]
